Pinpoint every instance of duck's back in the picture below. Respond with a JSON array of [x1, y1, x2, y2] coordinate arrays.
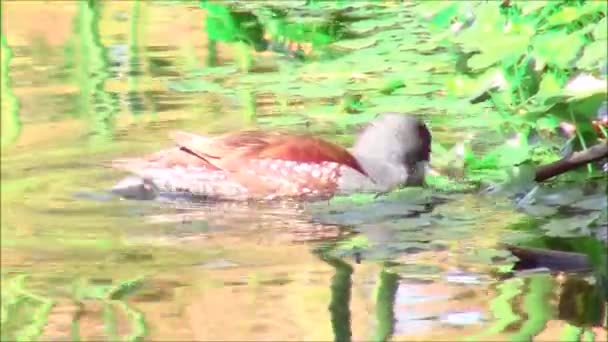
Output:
[[112, 130, 369, 201]]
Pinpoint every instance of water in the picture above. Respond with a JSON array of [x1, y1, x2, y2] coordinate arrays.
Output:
[[1, 2, 606, 341]]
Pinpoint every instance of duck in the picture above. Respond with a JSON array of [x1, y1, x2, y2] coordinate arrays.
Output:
[[111, 112, 432, 201]]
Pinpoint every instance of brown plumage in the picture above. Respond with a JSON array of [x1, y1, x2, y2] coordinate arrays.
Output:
[[170, 130, 368, 177]]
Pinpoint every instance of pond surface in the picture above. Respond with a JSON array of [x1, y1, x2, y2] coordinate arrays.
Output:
[[1, 2, 606, 341]]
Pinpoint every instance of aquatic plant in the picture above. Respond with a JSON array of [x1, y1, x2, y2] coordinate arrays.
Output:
[[421, 0, 607, 184]]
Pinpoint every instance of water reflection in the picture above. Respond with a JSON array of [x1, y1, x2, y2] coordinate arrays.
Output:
[[75, 1, 119, 142], [320, 253, 353, 342], [373, 267, 398, 341], [1, 33, 21, 148]]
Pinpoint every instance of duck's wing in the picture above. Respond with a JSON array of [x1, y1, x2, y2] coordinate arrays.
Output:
[[170, 130, 367, 176], [111, 146, 220, 174], [110, 131, 286, 175]]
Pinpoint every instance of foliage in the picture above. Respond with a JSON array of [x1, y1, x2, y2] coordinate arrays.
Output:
[[421, 0, 607, 185], [200, 1, 266, 51], [192, 1, 606, 190], [199, 0, 374, 63]]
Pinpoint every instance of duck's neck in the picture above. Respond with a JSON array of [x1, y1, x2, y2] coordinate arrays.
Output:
[[337, 151, 427, 194], [338, 151, 408, 194], [356, 153, 409, 188]]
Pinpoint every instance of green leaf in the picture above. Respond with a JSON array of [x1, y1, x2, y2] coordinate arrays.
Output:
[[426, 174, 474, 192], [428, 3, 460, 29], [576, 40, 607, 70], [379, 79, 406, 95], [333, 37, 377, 50], [337, 236, 371, 250], [519, 1, 552, 16], [495, 143, 532, 168], [574, 194, 608, 212], [465, 151, 499, 172], [536, 115, 560, 131], [540, 213, 599, 238], [204, 3, 239, 43], [544, 3, 607, 29], [593, 17, 608, 40], [456, 28, 531, 70], [467, 53, 500, 71], [329, 192, 377, 205], [537, 72, 563, 96], [533, 31, 586, 68], [544, 6, 580, 27]]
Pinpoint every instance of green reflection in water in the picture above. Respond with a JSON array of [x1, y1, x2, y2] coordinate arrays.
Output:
[[321, 254, 353, 342], [1, 34, 21, 148], [207, 38, 218, 67], [525, 236, 608, 283], [128, 0, 142, 116], [558, 276, 606, 331], [70, 276, 148, 341], [0, 275, 54, 341], [129, 0, 158, 118], [70, 278, 87, 341], [581, 328, 599, 342], [519, 235, 608, 331], [561, 322, 582, 341], [240, 89, 257, 122], [77, 0, 119, 143], [373, 267, 398, 342], [103, 301, 119, 341], [465, 277, 524, 341], [510, 274, 554, 342], [236, 41, 253, 73], [109, 277, 148, 341]]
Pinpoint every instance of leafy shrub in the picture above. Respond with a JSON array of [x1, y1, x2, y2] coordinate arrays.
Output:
[[421, 0, 607, 184]]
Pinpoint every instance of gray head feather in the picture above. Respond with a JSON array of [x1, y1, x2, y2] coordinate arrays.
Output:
[[349, 112, 431, 191]]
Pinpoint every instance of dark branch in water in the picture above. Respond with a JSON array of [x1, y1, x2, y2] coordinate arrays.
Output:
[[502, 244, 591, 272], [535, 142, 608, 182]]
